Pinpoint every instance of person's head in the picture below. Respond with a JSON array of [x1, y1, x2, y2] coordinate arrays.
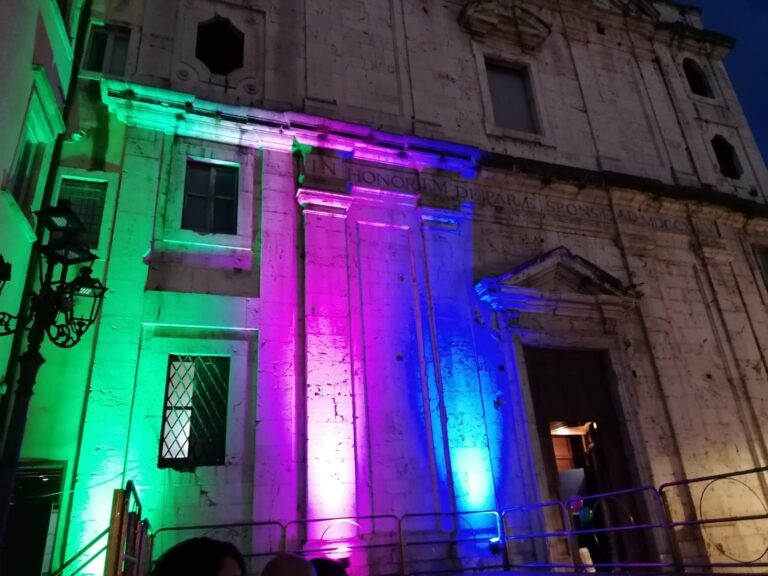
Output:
[[261, 553, 316, 576], [151, 537, 247, 576], [310, 557, 348, 576]]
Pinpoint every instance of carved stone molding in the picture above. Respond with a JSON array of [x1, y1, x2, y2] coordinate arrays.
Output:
[[460, 0, 552, 51], [475, 246, 639, 319], [592, 0, 659, 21]]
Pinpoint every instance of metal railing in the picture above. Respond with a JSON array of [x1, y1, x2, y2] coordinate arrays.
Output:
[[660, 465, 768, 572], [58, 465, 768, 575], [50, 481, 151, 576]]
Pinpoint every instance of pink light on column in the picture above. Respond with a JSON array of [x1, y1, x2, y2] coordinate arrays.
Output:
[[298, 188, 358, 542]]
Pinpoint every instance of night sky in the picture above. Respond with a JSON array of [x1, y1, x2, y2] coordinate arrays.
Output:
[[689, 0, 768, 162]]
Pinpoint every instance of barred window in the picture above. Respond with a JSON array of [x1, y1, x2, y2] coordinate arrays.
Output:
[[58, 178, 107, 249], [159, 355, 230, 471], [181, 160, 239, 235]]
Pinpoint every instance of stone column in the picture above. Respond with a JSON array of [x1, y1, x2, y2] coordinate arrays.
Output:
[[297, 189, 358, 547]]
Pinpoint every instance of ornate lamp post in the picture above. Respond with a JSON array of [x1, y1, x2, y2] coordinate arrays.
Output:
[[0, 200, 106, 546]]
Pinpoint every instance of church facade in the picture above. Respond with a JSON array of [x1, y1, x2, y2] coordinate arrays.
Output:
[[2, 0, 768, 574]]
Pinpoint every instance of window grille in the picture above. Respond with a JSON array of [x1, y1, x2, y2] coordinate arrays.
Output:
[[58, 178, 107, 249], [182, 160, 239, 235], [159, 355, 230, 470]]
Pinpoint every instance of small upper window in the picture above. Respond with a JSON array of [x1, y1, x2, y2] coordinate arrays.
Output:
[[486, 60, 539, 134], [58, 178, 108, 249], [683, 58, 713, 98], [182, 160, 239, 235], [84, 24, 130, 76], [711, 135, 742, 180], [159, 355, 230, 471], [196, 16, 244, 75]]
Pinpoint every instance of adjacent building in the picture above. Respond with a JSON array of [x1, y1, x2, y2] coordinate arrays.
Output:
[[2, 0, 768, 574]]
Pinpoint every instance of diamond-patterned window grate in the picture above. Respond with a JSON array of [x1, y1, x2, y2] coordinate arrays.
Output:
[[159, 355, 230, 471]]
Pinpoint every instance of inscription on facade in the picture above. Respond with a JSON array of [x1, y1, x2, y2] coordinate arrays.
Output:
[[304, 154, 696, 234]]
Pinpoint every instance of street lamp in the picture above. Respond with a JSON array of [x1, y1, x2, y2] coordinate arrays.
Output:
[[0, 200, 107, 546]]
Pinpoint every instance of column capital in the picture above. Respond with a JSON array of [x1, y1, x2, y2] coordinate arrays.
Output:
[[297, 188, 353, 216]]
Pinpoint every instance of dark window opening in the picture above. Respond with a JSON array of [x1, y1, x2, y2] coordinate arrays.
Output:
[[485, 60, 539, 134], [753, 247, 768, 290], [182, 160, 239, 235], [159, 355, 230, 471], [683, 58, 713, 98], [58, 178, 108, 249], [195, 16, 244, 76], [11, 136, 44, 211], [84, 24, 130, 76], [711, 135, 742, 179]]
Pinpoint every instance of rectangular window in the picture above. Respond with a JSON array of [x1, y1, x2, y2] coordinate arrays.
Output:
[[182, 160, 239, 235], [10, 135, 44, 211], [159, 355, 230, 470], [58, 178, 107, 249], [754, 247, 768, 289], [486, 61, 538, 133], [84, 24, 130, 76]]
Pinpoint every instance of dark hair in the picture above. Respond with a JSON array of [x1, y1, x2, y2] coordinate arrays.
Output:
[[309, 558, 348, 576], [151, 537, 247, 576]]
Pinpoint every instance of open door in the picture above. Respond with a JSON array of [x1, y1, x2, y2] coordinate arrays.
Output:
[[3, 466, 63, 576], [524, 346, 648, 570]]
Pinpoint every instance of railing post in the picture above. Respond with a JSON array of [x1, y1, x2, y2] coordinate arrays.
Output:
[[104, 488, 128, 576], [560, 501, 580, 572], [397, 516, 406, 576], [658, 486, 684, 572], [498, 512, 510, 572]]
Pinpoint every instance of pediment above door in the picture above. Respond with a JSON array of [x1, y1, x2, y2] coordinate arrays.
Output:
[[475, 246, 639, 317]]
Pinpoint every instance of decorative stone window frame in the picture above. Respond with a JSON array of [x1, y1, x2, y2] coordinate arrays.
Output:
[[53, 168, 120, 259], [473, 46, 553, 147], [162, 138, 256, 251], [135, 328, 256, 475], [79, 20, 139, 80], [1, 66, 66, 238], [171, 1, 265, 101], [678, 54, 722, 105]]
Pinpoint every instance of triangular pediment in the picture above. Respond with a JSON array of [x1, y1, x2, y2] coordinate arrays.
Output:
[[592, 0, 659, 21], [460, 0, 552, 51], [475, 247, 638, 315]]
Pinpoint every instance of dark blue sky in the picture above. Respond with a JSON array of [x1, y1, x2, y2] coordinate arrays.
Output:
[[689, 0, 768, 162]]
